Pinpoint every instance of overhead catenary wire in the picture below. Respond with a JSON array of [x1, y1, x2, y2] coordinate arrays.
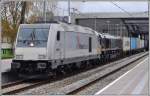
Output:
[[110, 1, 134, 38], [110, 1, 133, 17]]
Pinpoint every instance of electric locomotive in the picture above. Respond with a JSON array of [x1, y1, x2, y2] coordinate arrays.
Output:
[[11, 22, 101, 77]]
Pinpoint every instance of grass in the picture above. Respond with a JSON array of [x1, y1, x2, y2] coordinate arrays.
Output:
[[2, 53, 14, 59], [1, 49, 14, 59]]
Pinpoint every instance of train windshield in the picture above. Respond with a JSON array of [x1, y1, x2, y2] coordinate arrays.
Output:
[[17, 28, 49, 47]]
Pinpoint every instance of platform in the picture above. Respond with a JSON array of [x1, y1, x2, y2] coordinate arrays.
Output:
[[95, 57, 149, 95], [1, 59, 12, 73]]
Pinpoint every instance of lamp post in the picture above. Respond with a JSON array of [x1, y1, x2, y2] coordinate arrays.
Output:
[[68, 0, 71, 23], [116, 24, 119, 36], [120, 23, 122, 37], [94, 16, 97, 31], [123, 26, 126, 37], [106, 20, 110, 34], [43, 0, 46, 23]]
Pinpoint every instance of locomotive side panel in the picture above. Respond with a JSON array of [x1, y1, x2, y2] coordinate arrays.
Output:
[[64, 32, 98, 59], [49, 23, 101, 68]]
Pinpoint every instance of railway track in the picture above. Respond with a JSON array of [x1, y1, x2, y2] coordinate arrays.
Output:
[[2, 52, 148, 95], [53, 52, 148, 95], [68, 55, 148, 95], [2, 79, 51, 95], [2, 79, 26, 89]]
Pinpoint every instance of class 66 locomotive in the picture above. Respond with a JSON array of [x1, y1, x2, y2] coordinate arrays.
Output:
[[11, 22, 146, 78]]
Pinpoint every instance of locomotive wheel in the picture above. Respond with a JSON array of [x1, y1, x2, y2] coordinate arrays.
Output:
[[86, 60, 93, 68], [56, 66, 66, 76], [65, 64, 72, 73], [51, 70, 57, 79], [76, 62, 82, 69]]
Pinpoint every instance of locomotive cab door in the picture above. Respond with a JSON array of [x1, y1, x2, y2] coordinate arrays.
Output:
[[55, 31, 62, 61]]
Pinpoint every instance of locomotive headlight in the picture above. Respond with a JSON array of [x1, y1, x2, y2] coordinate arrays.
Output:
[[16, 55, 23, 60], [29, 42, 34, 47], [37, 63, 46, 69], [38, 54, 46, 59]]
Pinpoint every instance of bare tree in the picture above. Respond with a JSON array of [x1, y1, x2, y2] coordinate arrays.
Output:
[[29, 0, 57, 22], [1, 0, 57, 45], [1, 1, 33, 44]]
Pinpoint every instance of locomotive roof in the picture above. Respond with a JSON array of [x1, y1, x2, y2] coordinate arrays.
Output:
[[20, 24, 51, 28], [59, 22, 95, 34], [20, 22, 96, 34]]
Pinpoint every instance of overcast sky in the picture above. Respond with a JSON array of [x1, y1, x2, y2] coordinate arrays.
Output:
[[56, 1, 148, 16]]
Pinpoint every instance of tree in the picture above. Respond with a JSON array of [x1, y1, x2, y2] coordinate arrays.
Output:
[[30, 0, 57, 22], [1, 0, 57, 45], [20, 1, 27, 24], [1, 1, 33, 44]]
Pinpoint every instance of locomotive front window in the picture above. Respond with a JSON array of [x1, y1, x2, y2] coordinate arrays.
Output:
[[17, 28, 49, 47]]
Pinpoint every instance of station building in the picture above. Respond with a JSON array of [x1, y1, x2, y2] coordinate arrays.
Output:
[[71, 12, 148, 40]]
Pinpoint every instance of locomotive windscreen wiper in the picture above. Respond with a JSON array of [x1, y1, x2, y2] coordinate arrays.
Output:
[[24, 29, 35, 47], [30, 29, 36, 41]]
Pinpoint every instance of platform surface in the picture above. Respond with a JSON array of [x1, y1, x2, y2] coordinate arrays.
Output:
[[95, 57, 149, 95], [1, 59, 12, 73]]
